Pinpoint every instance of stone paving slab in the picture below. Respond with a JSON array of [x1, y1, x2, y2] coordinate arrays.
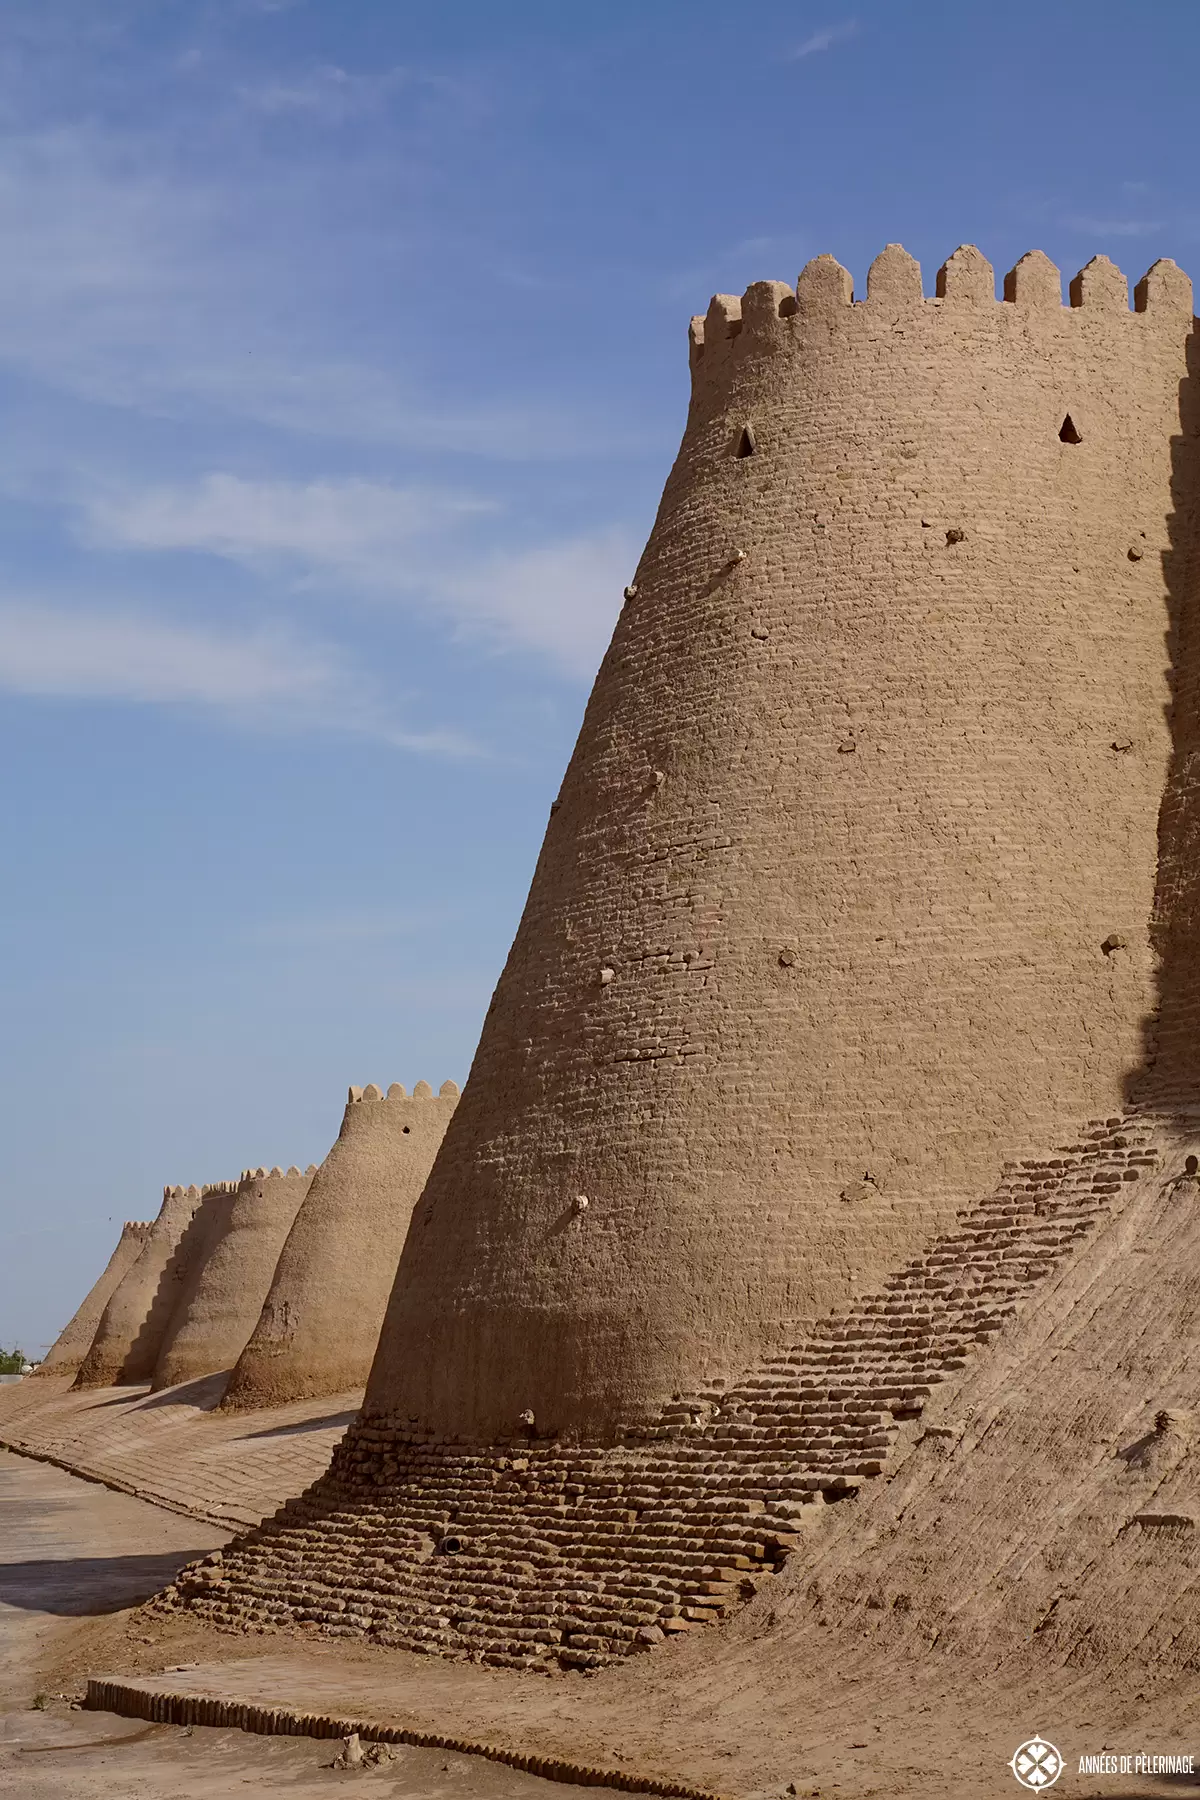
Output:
[[0, 1374, 357, 1529]]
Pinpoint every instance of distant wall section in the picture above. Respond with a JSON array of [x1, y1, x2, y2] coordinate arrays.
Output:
[[223, 1081, 458, 1411]]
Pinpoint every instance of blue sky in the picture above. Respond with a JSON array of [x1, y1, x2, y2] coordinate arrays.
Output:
[[2, 0, 1196, 1353]]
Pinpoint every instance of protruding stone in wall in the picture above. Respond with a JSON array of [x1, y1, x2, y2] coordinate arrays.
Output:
[[1069, 255, 1129, 312], [34, 1220, 151, 1378], [1003, 249, 1061, 307], [935, 244, 994, 305], [866, 242, 922, 306], [222, 1081, 459, 1411], [152, 1166, 314, 1392]]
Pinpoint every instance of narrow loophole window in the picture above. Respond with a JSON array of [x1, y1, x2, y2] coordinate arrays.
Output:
[[735, 423, 757, 459], [1059, 414, 1083, 444]]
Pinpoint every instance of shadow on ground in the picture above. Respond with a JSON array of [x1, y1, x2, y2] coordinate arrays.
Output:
[[0, 1550, 211, 1615], [132, 1374, 229, 1413], [241, 1409, 358, 1441]]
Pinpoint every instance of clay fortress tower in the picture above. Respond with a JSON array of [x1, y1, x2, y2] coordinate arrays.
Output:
[[224, 1079, 459, 1411], [369, 241, 1198, 1438], [75, 1180, 237, 1388], [33, 1218, 151, 1378], [151, 1164, 316, 1392], [170, 243, 1200, 1667]]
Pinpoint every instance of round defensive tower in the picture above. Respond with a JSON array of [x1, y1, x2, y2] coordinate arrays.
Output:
[[364, 245, 1196, 1444], [222, 1080, 459, 1412], [34, 1218, 151, 1378], [151, 1165, 315, 1392], [74, 1182, 206, 1388]]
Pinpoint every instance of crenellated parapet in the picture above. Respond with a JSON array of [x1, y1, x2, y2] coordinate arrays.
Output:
[[221, 1073, 461, 1411], [346, 1079, 460, 1105], [687, 244, 1193, 392]]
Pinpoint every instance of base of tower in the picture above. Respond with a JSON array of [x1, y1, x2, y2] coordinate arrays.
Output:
[[159, 1110, 1175, 1671]]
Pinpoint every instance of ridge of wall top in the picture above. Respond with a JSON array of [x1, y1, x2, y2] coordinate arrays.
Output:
[[235, 1164, 317, 1184], [346, 1079, 460, 1106], [688, 244, 1193, 370]]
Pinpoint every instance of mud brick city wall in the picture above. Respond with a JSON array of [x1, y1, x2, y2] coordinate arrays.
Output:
[[224, 1082, 459, 1412], [367, 245, 1197, 1442]]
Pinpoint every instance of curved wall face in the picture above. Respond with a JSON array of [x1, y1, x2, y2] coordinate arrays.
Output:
[[35, 1220, 151, 1377], [151, 1167, 314, 1392], [223, 1083, 458, 1411], [73, 1184, 205, 1387], [367, 246, 1197, 1443]]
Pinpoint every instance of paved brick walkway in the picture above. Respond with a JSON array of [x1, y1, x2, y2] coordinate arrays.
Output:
[[0, 1375, 359, 1530]]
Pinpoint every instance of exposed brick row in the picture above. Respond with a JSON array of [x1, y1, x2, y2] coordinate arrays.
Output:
[[165, 1110, 1165, 1671]]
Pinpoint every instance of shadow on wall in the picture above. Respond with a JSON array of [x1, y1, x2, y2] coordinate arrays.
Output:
[[0, 1550, 217, 1616], [114, 1202, 215, 1385], [1138, 326, 1200, 1104]]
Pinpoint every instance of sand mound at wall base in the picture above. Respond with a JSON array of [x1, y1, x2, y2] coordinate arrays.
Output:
[[0, 1372, 358, 1531], [223, 1084, 457, 1412], [34, 1219, 151, 1378], [152, 1166, 315, 1392], [164, 1108, 1199, 1686]]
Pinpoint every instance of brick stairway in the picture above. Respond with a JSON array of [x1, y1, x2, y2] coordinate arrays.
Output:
[[165, 1112, 1166, 1671]]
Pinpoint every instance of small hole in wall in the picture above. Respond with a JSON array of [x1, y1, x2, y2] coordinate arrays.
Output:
[[1059, 414, 1083, 444], [734, 423, 757, 459]]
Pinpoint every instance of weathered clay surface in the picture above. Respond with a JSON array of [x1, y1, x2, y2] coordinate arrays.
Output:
[[223, 1084, 458, 1412], [165, 1110, 1165, 1668], [73, 1183, 235, 1389], [152, 1167, 315, 1392], [368, 245, 1199, 1442], [34, 1220, 151, 1378], [0, 1373, 356, 1531]]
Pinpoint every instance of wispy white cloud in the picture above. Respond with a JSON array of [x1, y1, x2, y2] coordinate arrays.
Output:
[[0, 600, 470, 753], [1063, 215, 1166, 239], [433, 529, 631, 680], [81, 474, 495, 571], [237, 63, 410, 123], [76, 473, 632, 681], [786, 21, 859, 60], [0, 123, 635, 459]]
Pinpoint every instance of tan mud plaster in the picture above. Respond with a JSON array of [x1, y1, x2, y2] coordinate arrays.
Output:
[[223, 1081, 458, 1412], [152, 1166, 316, 1392], [34, 1219, 151, 1378], [73, 1181, 235, 1389], [366, 244, 1197, 1440], [167, 243, 1200, 1675]]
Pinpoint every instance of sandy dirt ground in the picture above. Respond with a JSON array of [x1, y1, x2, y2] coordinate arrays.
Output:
[[0, 1450, 622, 1800]]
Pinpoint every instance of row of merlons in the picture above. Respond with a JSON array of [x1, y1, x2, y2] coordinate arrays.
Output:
[[35, 1079, 460, 1411]]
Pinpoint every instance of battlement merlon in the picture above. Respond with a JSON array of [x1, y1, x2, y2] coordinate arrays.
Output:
[[688, 244, 1194, 381], [346, 1079, 460, 1106]]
